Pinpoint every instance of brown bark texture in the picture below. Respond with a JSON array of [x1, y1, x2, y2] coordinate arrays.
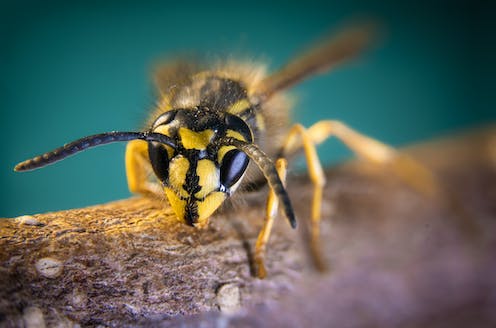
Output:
[[1, 126, 495, 327]]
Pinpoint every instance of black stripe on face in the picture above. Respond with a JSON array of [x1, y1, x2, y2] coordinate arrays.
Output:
[[182, 150, 201, 225], [184, 200, 199, 226], [182, 151, 201, 196]]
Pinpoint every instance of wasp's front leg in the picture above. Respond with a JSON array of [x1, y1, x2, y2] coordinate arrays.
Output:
[[254, 158, 288, 278], [125, 140, 163, 198]]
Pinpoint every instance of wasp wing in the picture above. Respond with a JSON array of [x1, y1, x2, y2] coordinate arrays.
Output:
[[257, 22, 379, 100]]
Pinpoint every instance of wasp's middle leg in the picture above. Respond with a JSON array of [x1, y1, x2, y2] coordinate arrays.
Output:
[[304, 120, 439, 197], [280, 124, 328, 271], [280, 120, 440, 271]]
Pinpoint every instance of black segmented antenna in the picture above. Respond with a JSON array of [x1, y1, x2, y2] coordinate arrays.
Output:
[[222, 136, 297, 229], [14, 131, 177, 172]]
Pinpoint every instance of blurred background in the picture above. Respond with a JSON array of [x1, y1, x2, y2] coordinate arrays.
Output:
[[1, 0, 494, 217]]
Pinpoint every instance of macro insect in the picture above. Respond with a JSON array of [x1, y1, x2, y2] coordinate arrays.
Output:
[[15, 23, 435, 278]]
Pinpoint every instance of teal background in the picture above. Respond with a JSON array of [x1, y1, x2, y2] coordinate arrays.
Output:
[[1, 0, 494, 217]]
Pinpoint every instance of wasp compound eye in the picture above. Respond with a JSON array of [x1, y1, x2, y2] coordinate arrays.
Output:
[[148, 142, 170, 183], [220, 149, 249, 188]]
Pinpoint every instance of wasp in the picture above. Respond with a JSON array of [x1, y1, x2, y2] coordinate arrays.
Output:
[[15, 23, 437, 278]]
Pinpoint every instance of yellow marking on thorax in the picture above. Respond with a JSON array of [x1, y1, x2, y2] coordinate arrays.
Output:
[[227, 99, 250, 115], [179, 128, 214, 150], [168, 156, 190, 198], [195, 159, 220, 199]]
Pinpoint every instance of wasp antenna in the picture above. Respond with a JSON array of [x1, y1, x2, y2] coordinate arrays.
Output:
[[14, 131, 177, 172], [222, 137, 297, 228], [257, 21, 379, 101]]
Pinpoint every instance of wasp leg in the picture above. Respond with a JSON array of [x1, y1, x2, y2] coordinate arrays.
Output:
[[281, 120, 440, 272], [308, 121, 480, 242], [254, 158, 288, 279], [305, 121, 439, 197], [125, 140, 163, 198], [281, 124, 328, 271]]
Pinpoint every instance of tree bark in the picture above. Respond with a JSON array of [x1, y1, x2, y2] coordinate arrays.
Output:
[[1, 127, 495, 327]]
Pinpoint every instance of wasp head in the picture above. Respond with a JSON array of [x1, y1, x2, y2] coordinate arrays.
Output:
[[148, 108, 253, 228]]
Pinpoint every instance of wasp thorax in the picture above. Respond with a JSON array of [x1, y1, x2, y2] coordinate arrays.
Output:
[[148, 108, 252, 228]]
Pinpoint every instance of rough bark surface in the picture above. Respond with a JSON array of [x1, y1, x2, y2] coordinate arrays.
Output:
[[1, 127, 495, 327]]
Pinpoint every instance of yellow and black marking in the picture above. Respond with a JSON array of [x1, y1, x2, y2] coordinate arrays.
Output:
[[145, 93, 258, 227], [15, 22, 440, 278]]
